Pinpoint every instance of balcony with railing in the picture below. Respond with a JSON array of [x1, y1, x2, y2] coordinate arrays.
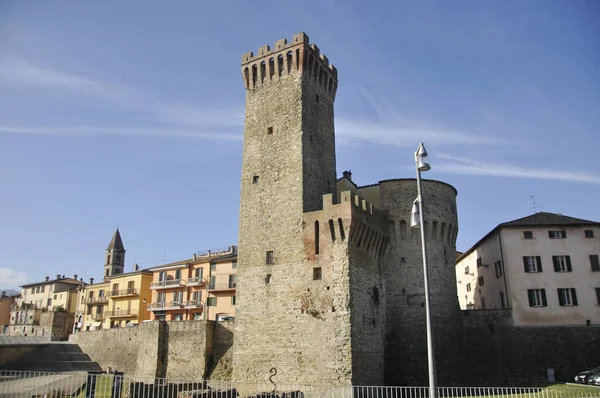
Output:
[[105, 310, 137, 318], [150, 279, 186, 289], [109, 288, 139, 297], [147, 301, 183, 311], [207, 281, 236, 291], [187, 277, 206, 287], [83, 296, 108, 305], [183, 300, 203, 309], [87, 313, 104, 321]]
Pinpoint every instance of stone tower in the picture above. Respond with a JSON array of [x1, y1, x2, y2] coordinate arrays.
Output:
[[104, 228, 125, 279], [233, 32, 379, 386]]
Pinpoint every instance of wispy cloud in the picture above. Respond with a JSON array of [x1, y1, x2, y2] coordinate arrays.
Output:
[[0, 268, 28, 288], [0, 56, 128, 99], [436, 154, 600, 184], [0, 55, 244, 129], [336, 86, 510, 148], [336, 118, 507, 148], [0, 125, 243, 140]]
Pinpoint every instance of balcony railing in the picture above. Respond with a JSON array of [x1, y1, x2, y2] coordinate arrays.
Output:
[[83, 296, 108, 304], [147, 301, 184, 311], [10, 303, 38, 311], [105, 310, 137, 318], [150, 279, 186, 289], [88, 313, 104, 321], [187, 277, 206, 287], [183, 300, 203, 309], [207, 281, 237, 291], [109, 288, 139, 297]]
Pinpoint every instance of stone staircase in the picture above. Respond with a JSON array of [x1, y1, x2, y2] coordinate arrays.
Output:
[[0, 342, 102, 372]]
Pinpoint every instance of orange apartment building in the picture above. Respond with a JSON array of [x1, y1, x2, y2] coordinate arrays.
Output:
[[148, 246, 237, 321]]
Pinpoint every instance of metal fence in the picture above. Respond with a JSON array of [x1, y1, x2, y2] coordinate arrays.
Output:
[[1, 370, 599, 398]]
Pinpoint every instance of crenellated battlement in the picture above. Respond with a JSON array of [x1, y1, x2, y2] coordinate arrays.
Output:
[[241, 32, 338, 100]]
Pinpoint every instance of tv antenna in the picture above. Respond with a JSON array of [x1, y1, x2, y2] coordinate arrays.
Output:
[[530, 196, 542, 214]]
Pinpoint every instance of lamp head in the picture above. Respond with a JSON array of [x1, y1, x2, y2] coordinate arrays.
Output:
[[410, 198, 421, 228], [415, 143, 431, 171]]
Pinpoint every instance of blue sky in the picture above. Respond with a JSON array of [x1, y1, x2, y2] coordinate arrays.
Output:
[[1, 1, 599, 289]]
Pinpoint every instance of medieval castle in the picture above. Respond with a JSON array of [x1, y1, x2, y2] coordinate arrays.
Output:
[[232, 32, 462, 386]]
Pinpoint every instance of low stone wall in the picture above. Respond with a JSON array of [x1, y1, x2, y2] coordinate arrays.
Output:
[[207, 321, 235, 380], [462, 309, 513, 328], [462, 325, 600, 385], [70, 322, 161, 378], [164, 321, 213, 379], [69, 320, 220, 379]]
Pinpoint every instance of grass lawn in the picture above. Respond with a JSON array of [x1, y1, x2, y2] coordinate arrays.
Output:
[[441, 383, 600, 398]]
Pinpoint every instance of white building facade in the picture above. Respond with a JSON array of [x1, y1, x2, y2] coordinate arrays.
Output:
[[456, 212, 600, 326]]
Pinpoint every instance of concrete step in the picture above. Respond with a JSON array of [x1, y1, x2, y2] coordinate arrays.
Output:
[[0, 343, 101, 373]]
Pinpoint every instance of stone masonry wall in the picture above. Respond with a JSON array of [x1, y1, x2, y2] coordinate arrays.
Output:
[[462, 325, 600, 385], [70, 321, 213, 379], [70, 322, 161, 378], [164, 321, 213, 379]]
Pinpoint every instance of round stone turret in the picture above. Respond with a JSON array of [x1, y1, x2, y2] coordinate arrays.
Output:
[[378, 178, 463, 385]]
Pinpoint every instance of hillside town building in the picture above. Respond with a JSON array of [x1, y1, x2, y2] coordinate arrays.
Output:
[[148, 246, 237, 321], [456, 212, 600, 326]]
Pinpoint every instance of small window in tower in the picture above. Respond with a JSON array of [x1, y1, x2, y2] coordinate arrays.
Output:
[[267, 127, 273, 135], [266, 250, 274, 265], [313, 267, 322, 280], [252, 175, 259, 184], [316, 94, 319, 102]]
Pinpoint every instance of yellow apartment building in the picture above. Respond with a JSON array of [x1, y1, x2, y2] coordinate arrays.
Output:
[[78, 269, 153, 330], [148, 246, 237, 321]]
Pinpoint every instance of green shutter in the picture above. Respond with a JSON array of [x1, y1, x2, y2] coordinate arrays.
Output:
[[523, 257, 529, 272], [590, 255, 600, 271], [566, 256, 572, 272], [571, 288, 578, 306], [558, 289, 565, 306], [536, 256, 543, 272], [527, 289, 534, 307], [561, 230, 567, 238], [541, 289, 547, 306], [552, 256, 559, 272]]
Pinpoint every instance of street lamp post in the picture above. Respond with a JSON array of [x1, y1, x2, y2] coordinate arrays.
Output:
[[410, 142, 437, 398]]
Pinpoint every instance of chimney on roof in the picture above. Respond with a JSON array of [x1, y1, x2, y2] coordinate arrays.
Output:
[[80, 278, 83, 283], [342, 170, 352, 181], [74, 274, 78, 280], [56, 274, 61, 280], [45, 276, 49, 282], [193, 253, 197, 261], [90, 278, 94, 285]]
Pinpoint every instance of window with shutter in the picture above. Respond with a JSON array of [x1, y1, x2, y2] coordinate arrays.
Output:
[[552, 256, 570, 272], [548, 230, 567, 239], [527, 289, 546, 307], [523, 256, 541, 272], [557, 288, 577, 306]]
